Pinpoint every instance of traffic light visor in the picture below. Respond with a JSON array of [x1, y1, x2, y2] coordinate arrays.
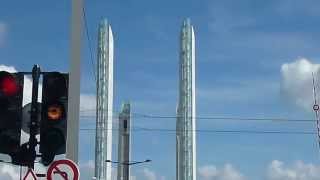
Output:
[[0, 72, 19, 96]]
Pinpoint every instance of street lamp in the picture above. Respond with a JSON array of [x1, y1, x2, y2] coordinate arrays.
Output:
[[105, 159, 151, 180], [105, 159, 152, 166]]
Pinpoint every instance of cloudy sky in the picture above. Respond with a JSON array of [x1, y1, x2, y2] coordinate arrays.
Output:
[[1, 0, 320, 179]]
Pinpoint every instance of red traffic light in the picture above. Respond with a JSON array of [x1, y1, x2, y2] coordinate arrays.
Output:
[[0, 72, 19, 96]]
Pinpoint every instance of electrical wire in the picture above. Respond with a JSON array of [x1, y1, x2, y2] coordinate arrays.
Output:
[[78, 111, 315, 123], [132, 113, 315, 122], [82, 6, 97, 83], [78, 126, 315, 135], [79, 108, 315, 122]]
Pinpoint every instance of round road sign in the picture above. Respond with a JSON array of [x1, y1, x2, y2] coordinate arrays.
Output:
[[47, 159, 79, 180]]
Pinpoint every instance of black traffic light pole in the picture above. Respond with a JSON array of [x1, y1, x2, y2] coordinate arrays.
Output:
[[28, 65, 41, 169]]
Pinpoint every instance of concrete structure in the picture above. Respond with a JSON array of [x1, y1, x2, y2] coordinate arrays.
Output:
[[66, 0, 83, 163], [176, 18, 196, 180], [95, 19, 114, 180], [117, 103, 131, 180]]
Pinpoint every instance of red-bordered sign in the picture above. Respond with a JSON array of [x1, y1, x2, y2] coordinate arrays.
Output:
[[23, 168, 37, 180], [47, 159, 79, 180]]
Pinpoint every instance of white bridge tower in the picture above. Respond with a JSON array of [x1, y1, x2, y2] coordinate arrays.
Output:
[[95, 19, 114, 180]]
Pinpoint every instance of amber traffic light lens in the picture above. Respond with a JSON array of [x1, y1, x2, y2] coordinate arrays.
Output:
[[47, 105, 63, 121]]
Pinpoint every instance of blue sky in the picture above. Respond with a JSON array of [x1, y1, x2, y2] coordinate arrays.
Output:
[[1, 0, 320, 179]]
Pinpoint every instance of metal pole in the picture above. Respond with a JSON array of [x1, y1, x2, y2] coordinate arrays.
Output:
[[66, 0, 83, 163], [20, 166, 22, 180], [28, 65, 41, 169]]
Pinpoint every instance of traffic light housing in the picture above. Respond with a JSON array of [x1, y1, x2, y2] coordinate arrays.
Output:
[[40, 72, 68, 166], [0, 71, 24, 156]]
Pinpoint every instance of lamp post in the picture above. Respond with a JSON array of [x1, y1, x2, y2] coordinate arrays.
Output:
[[105, 159, 151, 180], [105, 159, 152, 166]]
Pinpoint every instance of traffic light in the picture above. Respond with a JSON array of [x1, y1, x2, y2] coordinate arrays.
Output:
[[0, 71, 24, 156], [40, 72, 68, 166]]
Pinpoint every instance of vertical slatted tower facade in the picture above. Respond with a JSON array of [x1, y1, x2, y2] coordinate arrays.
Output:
[[176, 18, 196, 180], [95, 19, 114, 180]]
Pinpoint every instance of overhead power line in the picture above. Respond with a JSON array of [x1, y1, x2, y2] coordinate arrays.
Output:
[[79, 127, 316, 135], [78, 110, 315, 123], [82, 6, 97, 83], [133, 113, 315, 122]]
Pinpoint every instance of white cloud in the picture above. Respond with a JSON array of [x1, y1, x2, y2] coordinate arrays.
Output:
[[267, 160, 320, 180], [280, 58, 320, 111], [80, 94, 96, 116], [198, 164, 245, 180], [0, 164, 20, 180], [0, 158, 47, 180], [130, 168, 164, 180], [0, 22, 7, 47], [142, 168, 157, 180], [78, 160, 95, 179], [78, 160, 137, 180], [0, 65, 15, 73], [2, 159, 320, 180], [80, 94, 96, 110]]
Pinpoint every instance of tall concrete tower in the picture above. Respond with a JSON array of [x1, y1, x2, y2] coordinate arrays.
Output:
[[176, 18, 196, 180], [95, 19, 114, 180], [117, 102, 131, 180]]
